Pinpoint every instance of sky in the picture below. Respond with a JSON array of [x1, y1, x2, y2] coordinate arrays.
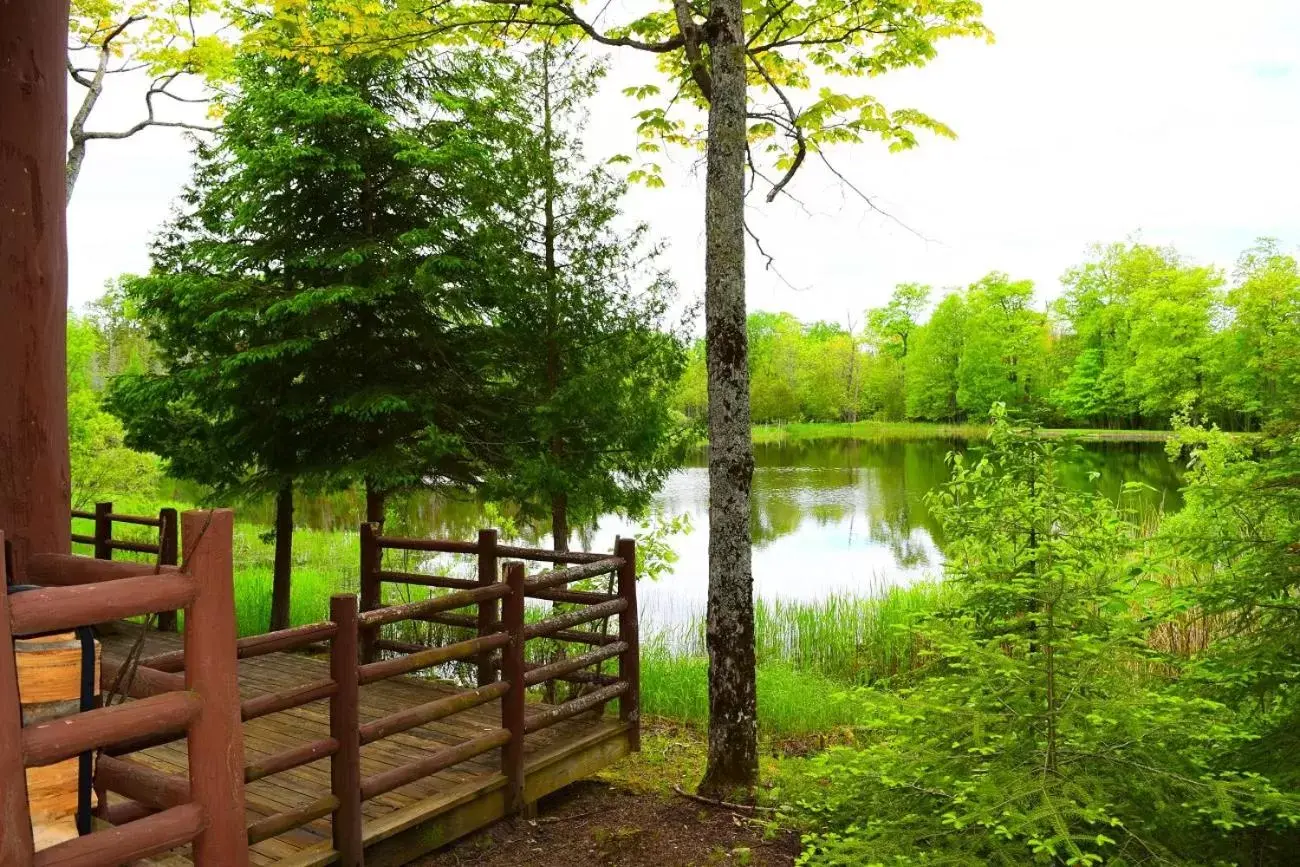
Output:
[[66, 0, 1300, 328]]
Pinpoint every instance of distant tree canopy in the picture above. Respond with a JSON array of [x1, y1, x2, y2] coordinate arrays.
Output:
[[676, 238, 1300, 430]]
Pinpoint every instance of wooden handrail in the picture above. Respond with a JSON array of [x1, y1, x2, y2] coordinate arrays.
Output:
[[357, 582, 511, 630], [143, 620, 339, 672], [375, 535, 479, 554], [8, 573, 197, 637], [66, 502, 181, 630], [524, 642, 628, 688], [24, 553, 180, 587], [524, 682, 629, 735], [245, 737, 339, 783], [106, 538, 162, 555], [359, 681, 511, 746], [32, 803, 207, 867], [22, 690, 202, 768], [241, 678, 338, 722], [105, 512, 164, 528], [522, 557, 624, 593], [359, 728, 512, 801], [377, 570, 477, 590], [525, 598, 628, 640], [247, 796, 339, 845], [357, 632, 510, 685], [96, 755, 190, 811]]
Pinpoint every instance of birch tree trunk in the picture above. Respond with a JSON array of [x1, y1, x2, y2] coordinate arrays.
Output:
[[0, 0, 72, 582], [698, 0, 759, 797]]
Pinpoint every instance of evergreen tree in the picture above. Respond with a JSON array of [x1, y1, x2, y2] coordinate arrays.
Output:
[[109, 50, 530, 629], [479, 46, 690, 552]]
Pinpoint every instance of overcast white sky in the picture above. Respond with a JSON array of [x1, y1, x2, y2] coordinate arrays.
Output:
[[67, 0, 1300, 328]]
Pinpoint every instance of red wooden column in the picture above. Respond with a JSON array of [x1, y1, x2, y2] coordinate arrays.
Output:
[[0, 531, 36, 866], [0, 0, 73, 581], [94, 502, 113, 560], [476, 528, 499, 686], [500, 562, 527, 813], [615, 538, 641, 751], [182, 509, 250, 867], [329, 594, 364, 866]]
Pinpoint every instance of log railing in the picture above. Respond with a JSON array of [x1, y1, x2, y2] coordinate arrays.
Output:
[[69, 502, 180, 630], [357, 528, 642, 811], [0, 511, 249, 867], [95, 600, 364, 865]]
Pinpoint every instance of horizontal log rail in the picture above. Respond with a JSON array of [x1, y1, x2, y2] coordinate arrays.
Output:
[[22, 690, 202, 768], [375, 535, 479, 554], [70, 532, 96, 546], [96, 799, 156, 827], [522, 557, 624, 593], [524, 642, 628, 688], [106, 512, 164, 528], [142, 620, 339, 672], [245, 736, 340, 783], [358, 582, 511, 630], [357, 632, 510, 685], [525, 598, 628, 640], [377, 570, 478, 591], [359, 727, 512, 801], [9, 573, 197, 637], [24, 553, 180, 587], [241, 678, 338, 722], [97, 755, 190, 811], [247, 795, 339, 845], [359, 681, 511, 745], [493, 544, 612, 564], [32, 803, 208, 867], [525, 682, 629, 735], [106, 538, 162, 555]]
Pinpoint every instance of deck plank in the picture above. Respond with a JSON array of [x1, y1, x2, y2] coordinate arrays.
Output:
[[93, 623, 628, 865]]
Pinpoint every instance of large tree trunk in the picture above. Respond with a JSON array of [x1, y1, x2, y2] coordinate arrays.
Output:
[[698, 0, 758, 797], [269, 478, 294, 631], [0, 0, 72, 581]]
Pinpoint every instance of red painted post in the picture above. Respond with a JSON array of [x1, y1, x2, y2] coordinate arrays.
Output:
[[181, 509, 249, 867], [329, 594, 363, 866], [94, 501, 113, 561], [476, 529, 499, 687], [0, 531, 36, 866], [158, 507, 179, 631], [500, 562, 527, 814], [358, 523, 381, 664], [616, 537, 641, 752]]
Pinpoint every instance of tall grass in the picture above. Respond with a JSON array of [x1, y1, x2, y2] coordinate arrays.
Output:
[[640, 584, 949, 736]]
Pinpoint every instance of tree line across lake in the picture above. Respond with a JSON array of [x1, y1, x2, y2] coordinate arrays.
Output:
[[675, 239, 1300, 431]]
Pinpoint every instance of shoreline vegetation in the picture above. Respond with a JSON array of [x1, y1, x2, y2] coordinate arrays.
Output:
[[750, 420, 1176, 444]]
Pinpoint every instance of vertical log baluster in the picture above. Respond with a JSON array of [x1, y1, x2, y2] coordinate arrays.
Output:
[[329, 594, 363, 866], [182, 509, 249, 867], [93, 501, 112, 561], [616, 537, 641, 752], [500, 562, 527, 814], [476, 529, 499, 687]]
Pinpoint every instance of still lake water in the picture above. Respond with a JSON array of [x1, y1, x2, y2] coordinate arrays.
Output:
[[279, 437, 1185, 631]]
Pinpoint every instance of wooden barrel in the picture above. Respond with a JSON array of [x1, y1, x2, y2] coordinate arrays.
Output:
[[15, 632, 101, 851]]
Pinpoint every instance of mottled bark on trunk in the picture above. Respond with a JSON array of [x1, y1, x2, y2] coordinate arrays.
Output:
[[269, 478, 294, 632], [551, 494, 570, 554], [0, 0, 72, 581], [698, 0, 758, 797], [365, 481, 386, 526]]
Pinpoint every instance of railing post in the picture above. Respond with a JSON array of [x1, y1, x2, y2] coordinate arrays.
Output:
[[0, 531, 36, 866], [358, 523, 380, 665], [615, 537, 641, 752], [157, 507, 179, 632], [93, 501, 112, 561], [476, 528, 498, 687], [501, 561, 527, 814], [182, 509, 250, 867], [329, 594, 364, 867]]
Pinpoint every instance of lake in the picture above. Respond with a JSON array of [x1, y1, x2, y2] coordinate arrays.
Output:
[[271, 436, 1186, 631]]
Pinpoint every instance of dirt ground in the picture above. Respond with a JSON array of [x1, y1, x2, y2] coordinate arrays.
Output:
[[409, 778, 800, 867]]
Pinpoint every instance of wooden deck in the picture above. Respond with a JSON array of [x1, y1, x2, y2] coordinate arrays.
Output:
[[98, 624, 633, 867]]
